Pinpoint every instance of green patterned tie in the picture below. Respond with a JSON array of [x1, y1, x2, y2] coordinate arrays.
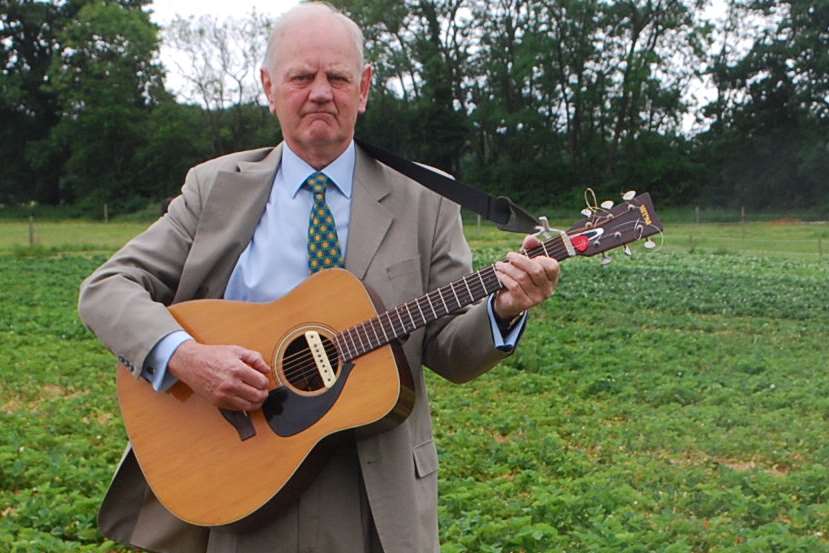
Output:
[[303, 172, 344, 273]]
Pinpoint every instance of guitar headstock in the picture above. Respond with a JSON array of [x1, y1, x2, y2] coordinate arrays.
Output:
[[564, 191, 663, 261]]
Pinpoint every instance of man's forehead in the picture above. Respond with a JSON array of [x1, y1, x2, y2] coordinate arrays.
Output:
[[275, 30, 360, 72], [281, 58, 360, 75]]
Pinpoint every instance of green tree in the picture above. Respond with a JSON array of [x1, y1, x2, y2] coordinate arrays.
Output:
[[697, 0, 829, 209], [43, 0, 163, 210]]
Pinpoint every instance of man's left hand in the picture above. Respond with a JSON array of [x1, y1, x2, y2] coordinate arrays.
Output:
[[493, 234, 560, 321]]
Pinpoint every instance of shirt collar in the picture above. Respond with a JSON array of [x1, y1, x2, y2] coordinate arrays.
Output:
[[282, 141, 355, 199]]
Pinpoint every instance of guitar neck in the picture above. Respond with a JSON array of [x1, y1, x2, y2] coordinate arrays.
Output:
[[335, 233, 573, 362]]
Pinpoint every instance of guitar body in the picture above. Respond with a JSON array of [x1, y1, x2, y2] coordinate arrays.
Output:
[[117, 269, 415, 527], [115, 192, 664, 529]]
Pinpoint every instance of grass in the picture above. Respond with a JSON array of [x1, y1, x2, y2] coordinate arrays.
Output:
[[0, 221, 150, 255], [0, 218, 827, 551]]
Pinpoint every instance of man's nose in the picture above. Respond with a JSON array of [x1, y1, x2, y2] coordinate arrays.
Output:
[[309, 75, 333, 103]]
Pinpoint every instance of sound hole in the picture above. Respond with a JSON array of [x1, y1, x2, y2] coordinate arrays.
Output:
[[283, 333, 339, 392]]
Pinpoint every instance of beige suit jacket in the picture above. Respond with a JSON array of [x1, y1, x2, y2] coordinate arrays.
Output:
[[79, 144, 513, 553]]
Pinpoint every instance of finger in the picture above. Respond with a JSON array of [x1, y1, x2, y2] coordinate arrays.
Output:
[[494, 265, 531, 307], [234, 362, 270, 391], [513, 252, 560, 290], [521, 233, 542, 251], [237, 348, 271, 376], [227, 376, 269, 405], [220, 395, 260, 412], [537, 257, 561, 285], [502, 253, 550, 291]]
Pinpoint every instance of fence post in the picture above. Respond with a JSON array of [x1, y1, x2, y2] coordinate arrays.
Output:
[[741, 206, 745, 224], [104, 203, 109, 223], [28, 215, 35, 247], [695, 206, 700, 224]]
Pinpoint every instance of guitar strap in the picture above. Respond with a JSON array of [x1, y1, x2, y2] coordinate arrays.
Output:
[[354, 138, 540, 234]]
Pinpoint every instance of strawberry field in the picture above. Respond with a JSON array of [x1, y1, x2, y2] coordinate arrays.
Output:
[[1, 220, 827, 552]]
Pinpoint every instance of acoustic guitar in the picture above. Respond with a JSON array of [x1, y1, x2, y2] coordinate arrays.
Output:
[[117, 192, 663, 526]]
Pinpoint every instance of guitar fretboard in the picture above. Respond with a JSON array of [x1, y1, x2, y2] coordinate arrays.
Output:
[[335, 232, 573, 362]]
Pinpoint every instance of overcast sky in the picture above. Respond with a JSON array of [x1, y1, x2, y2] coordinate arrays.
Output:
[[147, 0, 731, 132], [148, 1, 301, 99], [148, 0, 300, 25]]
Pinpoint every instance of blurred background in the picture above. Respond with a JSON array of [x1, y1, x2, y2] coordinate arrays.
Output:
[[2, 0, 827, 220]]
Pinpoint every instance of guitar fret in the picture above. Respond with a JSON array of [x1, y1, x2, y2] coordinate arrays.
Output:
[[333, 255, 553, 363], [477, 272, 488, 295], [414, 298, 426, 324], [334, 334, 347, 361], [462, 276, 473, 301], [437, 288, 449, 314], [355, 324, 366, 352], [396, 308, 407, 332], [378, 316, 390, 342], [362, 323, 374, 350], [404, 303, 416, 328], [370, 319, 381, 345], [493, 269, 504, 289], [449, 282, 461, 308], [426, 293, 438, 319], [541, 240, 550, 257], [384, 312, 397, 338], [346, 329, 358, 355]]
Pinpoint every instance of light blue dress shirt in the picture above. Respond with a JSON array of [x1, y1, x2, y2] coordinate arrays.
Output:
[[142, 141, 525, 391]]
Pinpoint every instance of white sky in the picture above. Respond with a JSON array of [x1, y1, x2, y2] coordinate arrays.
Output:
[[148, 0, 300, 25], [148, 1, 300, 100], [148, 0, 731, 133]]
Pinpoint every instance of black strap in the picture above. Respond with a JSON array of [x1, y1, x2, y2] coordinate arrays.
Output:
[[355, 138, 539, 234]]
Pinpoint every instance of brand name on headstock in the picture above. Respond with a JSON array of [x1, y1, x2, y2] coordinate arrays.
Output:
[[639, 205, 653, 226]]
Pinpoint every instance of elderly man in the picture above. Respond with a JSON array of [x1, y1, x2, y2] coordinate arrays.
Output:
[[79, 3, 559, 553]]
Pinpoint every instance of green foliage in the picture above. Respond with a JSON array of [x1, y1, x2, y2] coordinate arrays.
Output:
[[0, 222, 828, 551], [41, 1, 164, 210], [4, 0, 829, 212]]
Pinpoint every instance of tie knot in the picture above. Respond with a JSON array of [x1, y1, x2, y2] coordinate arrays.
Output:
[[303, 172, 332, 197]]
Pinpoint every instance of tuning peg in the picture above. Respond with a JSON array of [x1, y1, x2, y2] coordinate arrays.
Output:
[[622, 190, 636, 201], [580, 208, 592, 217], [623, 245, 632, 256], [601, 254, 613, 266], [644, 239, 656, 249], [600, 200, 614, 210]]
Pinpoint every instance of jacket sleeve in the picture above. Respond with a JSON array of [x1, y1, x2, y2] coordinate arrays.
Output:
[[421, 197, 516, 384], [78, 167, 205, 376]]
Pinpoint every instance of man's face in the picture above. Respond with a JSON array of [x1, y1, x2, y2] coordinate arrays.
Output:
[[261, 16, 371, 159]]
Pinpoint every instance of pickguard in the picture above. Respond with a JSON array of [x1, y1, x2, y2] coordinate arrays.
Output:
[[261, 361, 355, 437]]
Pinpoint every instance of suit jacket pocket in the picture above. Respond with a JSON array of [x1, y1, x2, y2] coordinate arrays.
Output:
[[413, 439, 438, 479], [385, 255, 423, 305]]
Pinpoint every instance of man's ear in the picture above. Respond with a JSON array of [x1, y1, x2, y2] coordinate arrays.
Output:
[[358, 64, 372, 114], [261, 67, 276, 114]]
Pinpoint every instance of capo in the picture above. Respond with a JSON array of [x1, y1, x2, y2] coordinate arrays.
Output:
[[535, 216, 575, 257]]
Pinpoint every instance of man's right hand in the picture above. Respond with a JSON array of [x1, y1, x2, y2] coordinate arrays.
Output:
[[167, 341, 271, 411]]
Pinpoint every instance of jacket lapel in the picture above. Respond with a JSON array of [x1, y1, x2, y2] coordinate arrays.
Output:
[[176, 145, 282, 301], [345, 147, 393, 281]]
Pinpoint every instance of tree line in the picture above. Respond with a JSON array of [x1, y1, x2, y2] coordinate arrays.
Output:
[[1, 0, 827, 216]]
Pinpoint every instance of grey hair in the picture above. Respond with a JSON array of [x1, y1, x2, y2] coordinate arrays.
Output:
[[262, 2, 365, 72]]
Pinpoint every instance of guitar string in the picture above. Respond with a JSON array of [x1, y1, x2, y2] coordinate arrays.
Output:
[[277, 212, 648, 383], [276, 266, 500, 368], [278, 237, 575, 382], [280, 271, 502, 383], [278, 264, 509, 381], [279, 238, 575, 383]]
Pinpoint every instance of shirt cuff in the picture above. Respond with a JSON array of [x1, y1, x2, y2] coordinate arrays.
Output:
[[141, 330, 192, 392], [486, 295, 528, 352]]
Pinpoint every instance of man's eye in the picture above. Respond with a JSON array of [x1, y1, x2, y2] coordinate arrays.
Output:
[[293, 74, 312, 82]]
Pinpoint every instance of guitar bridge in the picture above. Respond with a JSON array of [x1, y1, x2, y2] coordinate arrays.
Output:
[[305, 330, 336, 388]]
